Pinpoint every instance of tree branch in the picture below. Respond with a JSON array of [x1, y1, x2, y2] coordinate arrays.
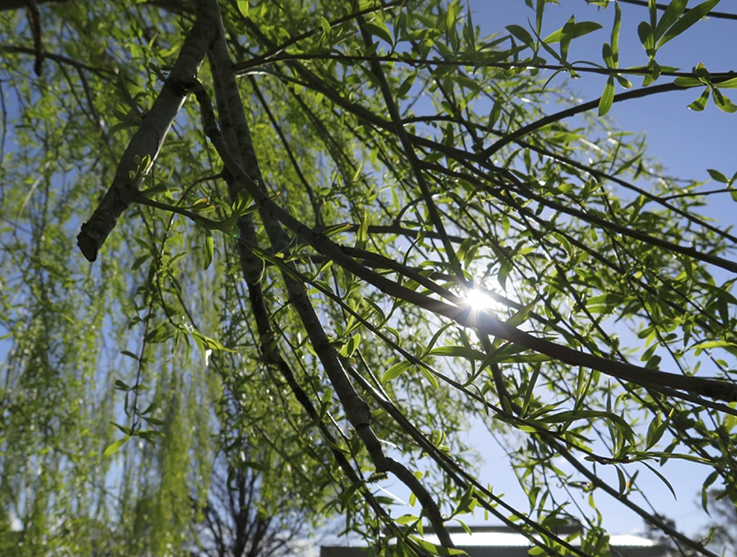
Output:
[[76, 9, 216, 261]]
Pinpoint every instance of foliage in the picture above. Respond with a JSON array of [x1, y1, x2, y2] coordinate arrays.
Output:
[[1, 0, 736, 556], [699, 490, 737, 555]]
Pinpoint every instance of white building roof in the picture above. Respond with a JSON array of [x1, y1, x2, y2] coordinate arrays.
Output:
[[420, 529, 656, 548]]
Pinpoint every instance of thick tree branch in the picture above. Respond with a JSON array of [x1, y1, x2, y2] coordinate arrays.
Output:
[[192, 9, 455, 544], [76, 10, 216, 261], [196, 0, 450, 548], [191, 80, 737, 403]]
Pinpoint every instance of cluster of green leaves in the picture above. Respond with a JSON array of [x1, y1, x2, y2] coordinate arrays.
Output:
[[1, 0, 736, 556]]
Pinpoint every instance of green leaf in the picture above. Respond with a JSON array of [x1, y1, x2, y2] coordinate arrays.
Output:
[[456, 237, 478, 269], [505, 301, 536, 329], [103, 436, 129, 457], [382, 361, 411, 382], [654, 0, 688, 42], [712, 88, 737, 113], [430, 345, 486, 360], [707, 168, 729, 183], [356, 207, 370, 251], [232, 189, 254, 217], [506, 24, 535, 48], [610, 1, 622, 62], [203, 229, 213, 270], [657, 0, 720, 49], [694, 62, 712, 85], [602, 42, 614, 69], [597, 77, 615, 116], [691, 339, 737, 354], [558, 16, 576, 61], [643, 462, 677, 499], [637, 21, 655, 58], [397, 70, 417, 97], [236, 0, 248, 17], [645, 414, 668, 450], [544, 20, 602, 45], [192, 330, 234, 353], [120, 350, 140, 361], [715, 76, 737, 89], [536, 410, 635, 443], [724, 403, 737, 432], [643, 60, 662, 85], [419, 366, 439, 390], [319, 16, 330, 35], [488, 99, 502, 128], [339, 333, 361, 357], [363, 20, 393, 46], [674, 76, 702, 88], [409, 535, 468, 556], [615, 74, 632, 89], [687, 88, 710, 111], [701, 470, 719, 511]]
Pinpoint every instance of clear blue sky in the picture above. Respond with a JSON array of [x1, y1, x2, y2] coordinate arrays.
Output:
[[456, 0, 737, 538], [472, 1, 737, 217]]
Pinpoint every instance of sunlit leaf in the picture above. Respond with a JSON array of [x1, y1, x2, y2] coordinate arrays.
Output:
[[598, 76, 615, 116], [657, 0, 720, 49], [687, 88, 710, 111], [236, 0, 248, 17], [103, 436, 129, 457]]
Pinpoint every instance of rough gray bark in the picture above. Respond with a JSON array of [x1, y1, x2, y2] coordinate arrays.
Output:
[[76, 10, 216, 261]]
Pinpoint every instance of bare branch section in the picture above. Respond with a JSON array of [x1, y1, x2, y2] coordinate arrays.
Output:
[[76, 10, 216, 262]]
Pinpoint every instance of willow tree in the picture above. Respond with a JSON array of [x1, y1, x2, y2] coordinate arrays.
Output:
[[1, 0, 736, 556]]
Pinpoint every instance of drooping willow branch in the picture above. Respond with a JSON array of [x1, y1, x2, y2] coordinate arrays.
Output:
[[196, 0, 455, 547], [187, 68, 737, 405], [229, 31, 737, 277]]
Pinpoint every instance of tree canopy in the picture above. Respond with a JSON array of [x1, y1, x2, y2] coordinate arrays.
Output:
[[1, 0, 737, 555]]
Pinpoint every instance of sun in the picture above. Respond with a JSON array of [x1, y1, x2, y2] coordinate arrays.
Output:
[[461, 287, 498, 312]]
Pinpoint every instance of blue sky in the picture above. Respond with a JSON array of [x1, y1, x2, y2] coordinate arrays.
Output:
[[472, 1, 737, 212], [457, 0, 737, 538], [3, 0, 734, 544]]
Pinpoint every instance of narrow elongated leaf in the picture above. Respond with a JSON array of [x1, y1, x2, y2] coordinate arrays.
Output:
[[694, 62, 712, 85], [707, 168, 729, 183], [544, 21, 602, 45], [363, 20, 393, 46], [356, 207, 370, 251], [610, 1, 622, 65], [203, 228, 214, 270], [506, 24, 535, 47], [598, 77, 615, 116], [674, 76, 703, 88], [409, 535, 468, 556], [657, 0, 721, 49], [715, 76, 737, 89], [654, 0, 688, 41], [103, 436, 129, 457], [712, 88, 737, 113], [382, 361, 411, 382], [687, 87, 710, 111], [236, 0, 248, 17], [637, 21, 655, 57]]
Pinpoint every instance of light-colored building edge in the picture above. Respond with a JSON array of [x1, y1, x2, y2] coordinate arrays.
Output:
[[321, 525, 671, 557]]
